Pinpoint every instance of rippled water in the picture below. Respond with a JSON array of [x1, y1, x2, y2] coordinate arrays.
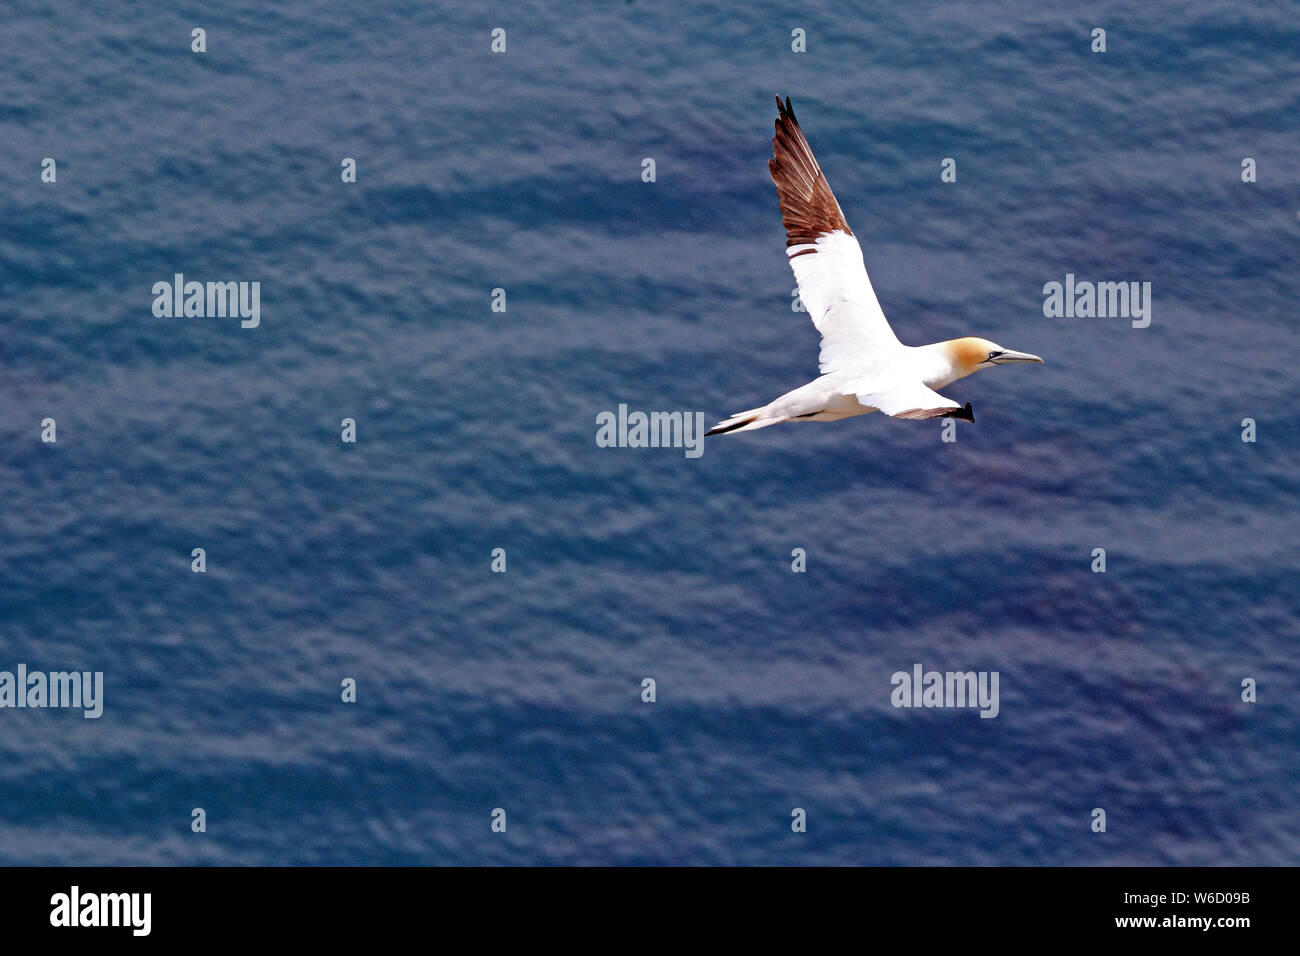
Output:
[[0, 0, 1296, 864]]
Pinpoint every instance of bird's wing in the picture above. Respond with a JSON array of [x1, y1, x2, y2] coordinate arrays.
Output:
[[770, 95, 901, 374], [854, 380, 965, 420]]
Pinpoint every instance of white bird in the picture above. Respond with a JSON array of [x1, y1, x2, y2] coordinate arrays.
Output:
[[707, 96, 1043, 437]]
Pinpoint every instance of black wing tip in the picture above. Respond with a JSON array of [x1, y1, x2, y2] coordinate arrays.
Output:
[[770, 95, 802, 159], [945, 402, 975, 423], [705, 415, 758, 437]]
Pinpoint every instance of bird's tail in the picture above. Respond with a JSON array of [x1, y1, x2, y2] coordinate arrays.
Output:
[[705, 406, 785, 436]]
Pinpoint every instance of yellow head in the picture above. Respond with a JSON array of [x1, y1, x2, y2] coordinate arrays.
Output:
[[943, 336, 1044, 380]]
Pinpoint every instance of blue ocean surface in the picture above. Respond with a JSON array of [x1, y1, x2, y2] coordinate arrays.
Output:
[[1, 0, 1297, 865]]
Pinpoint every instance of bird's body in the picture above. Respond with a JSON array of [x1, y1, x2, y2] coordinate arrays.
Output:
[[708, 97, 1042, 437]]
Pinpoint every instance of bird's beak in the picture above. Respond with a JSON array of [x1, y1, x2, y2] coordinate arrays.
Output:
[[990, 350, 1043, 365]]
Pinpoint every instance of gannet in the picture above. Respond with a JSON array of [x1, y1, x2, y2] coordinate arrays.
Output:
[[707, 96, 1043, 437]]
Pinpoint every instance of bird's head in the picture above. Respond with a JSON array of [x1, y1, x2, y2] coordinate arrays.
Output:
[[945, 337, 1043, 380]]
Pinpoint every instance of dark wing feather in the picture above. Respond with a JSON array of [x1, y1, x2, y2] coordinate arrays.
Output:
[[768, 95, 852, 249]]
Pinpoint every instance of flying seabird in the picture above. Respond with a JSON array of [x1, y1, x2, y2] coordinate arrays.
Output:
[[707, 96, 1043, 437]]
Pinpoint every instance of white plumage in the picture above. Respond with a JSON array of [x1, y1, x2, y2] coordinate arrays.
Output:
[[707, 97, 1042, 437]]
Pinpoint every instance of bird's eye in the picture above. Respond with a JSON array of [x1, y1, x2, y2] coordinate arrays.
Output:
[[987, 351, 1003, 361]]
